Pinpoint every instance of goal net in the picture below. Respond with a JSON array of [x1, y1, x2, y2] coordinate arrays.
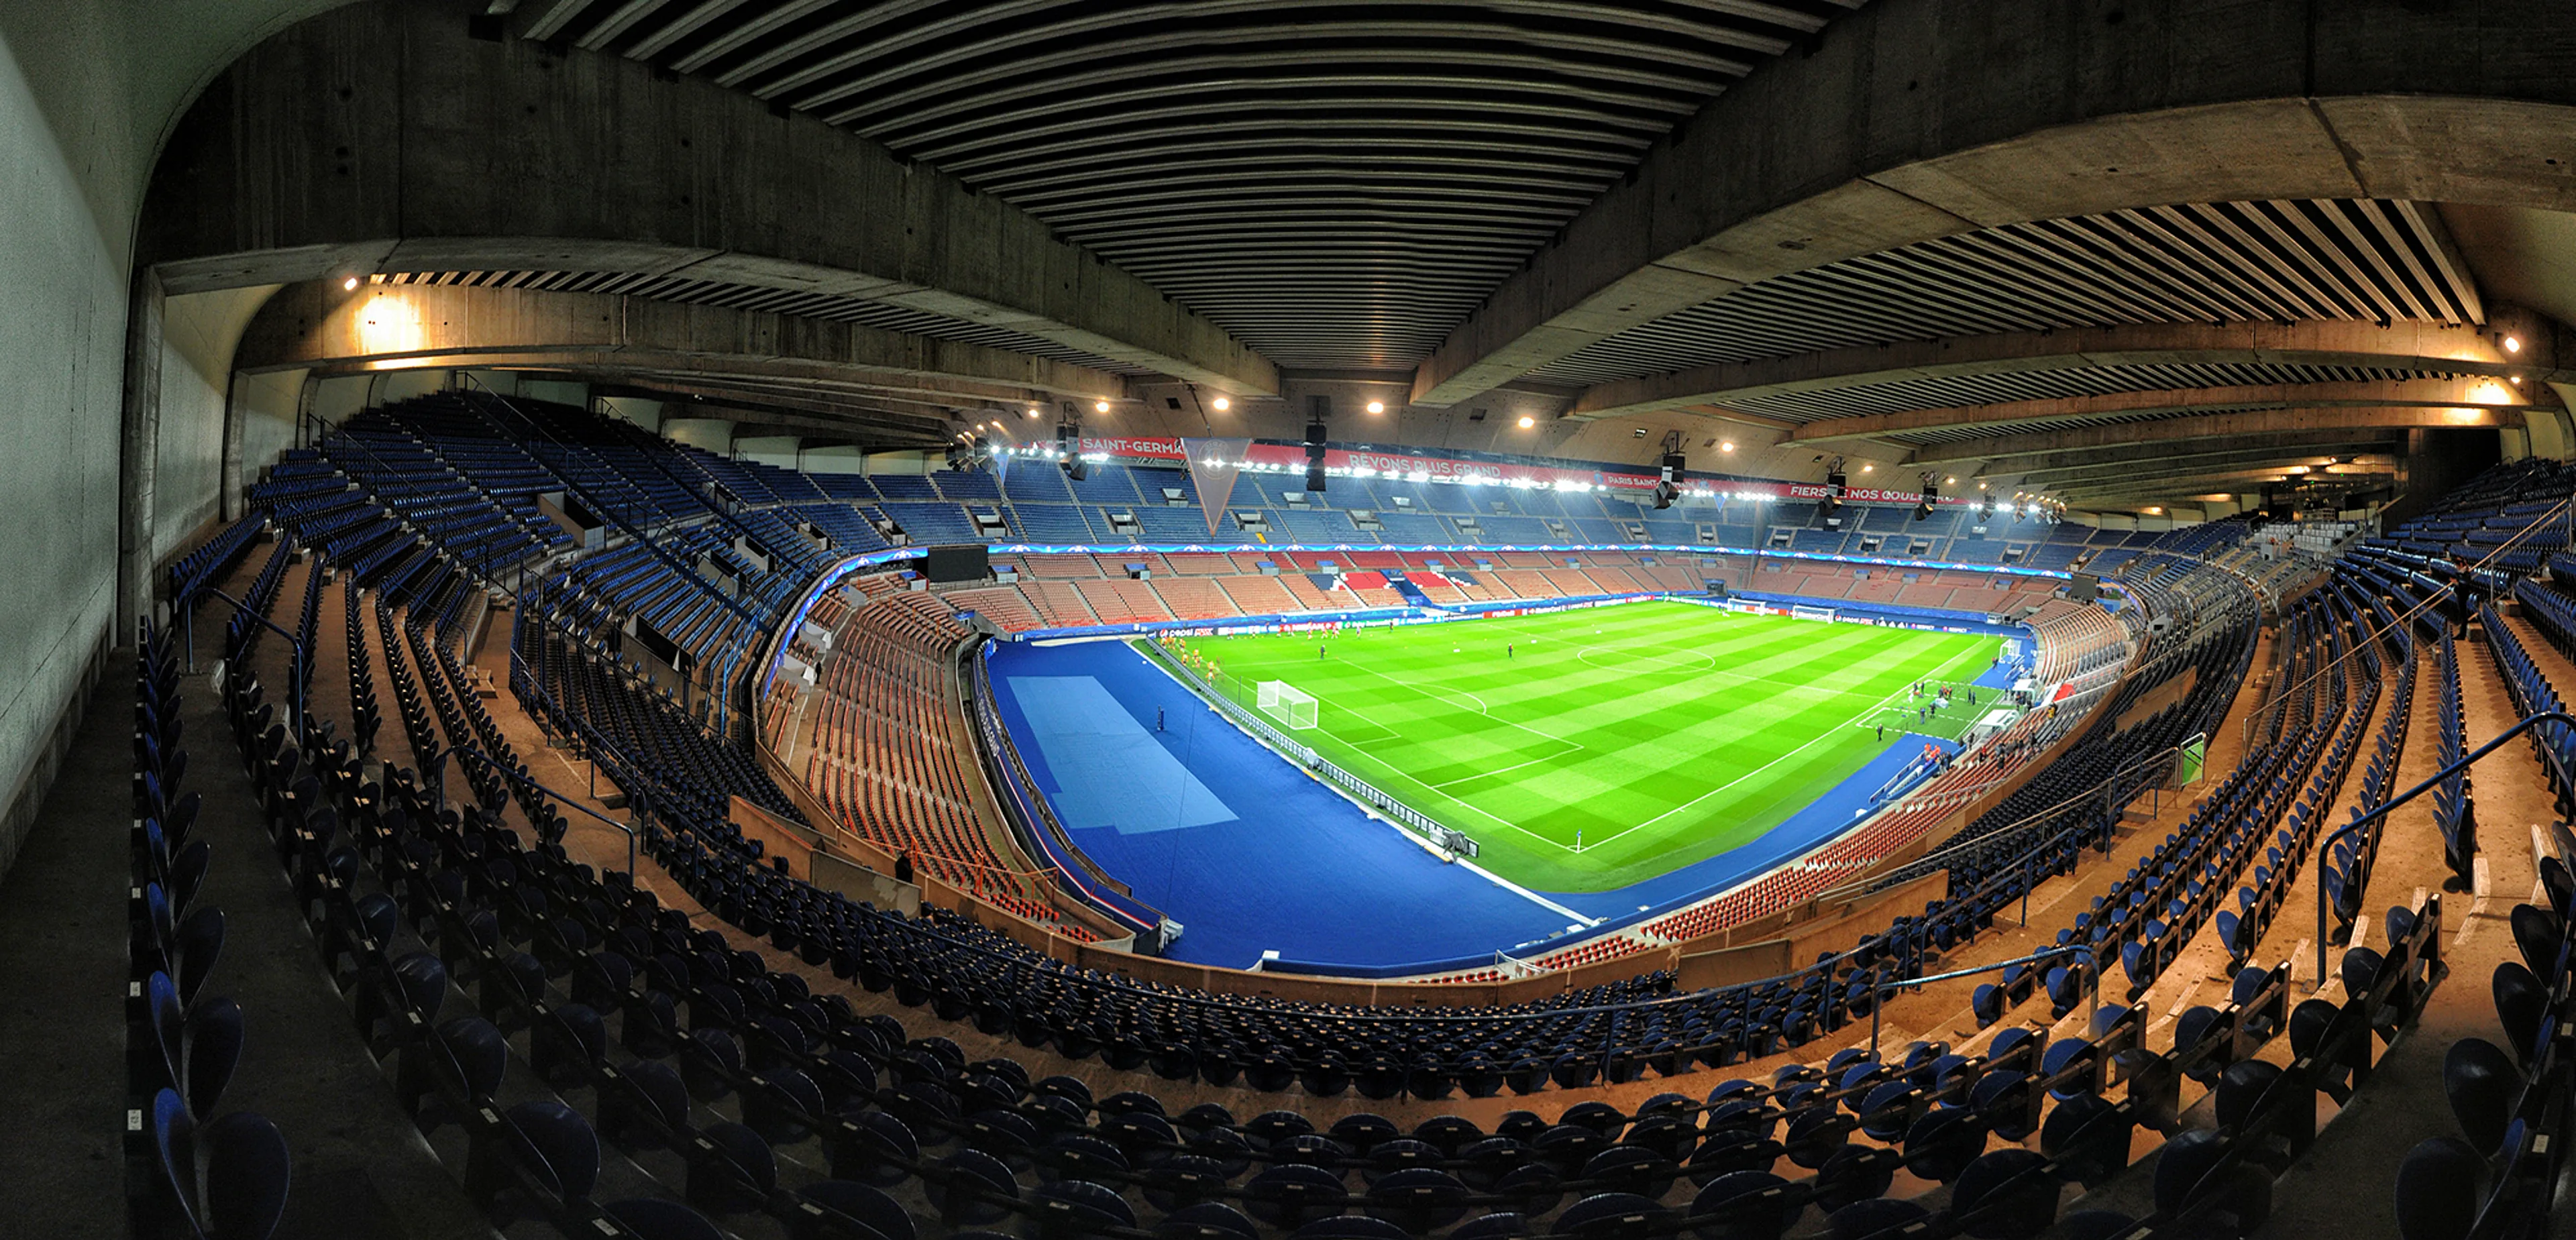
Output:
[[1257, 680, 1319, 730], [1790, 604, 1838, 623], [1725, 598, 1768, 616]]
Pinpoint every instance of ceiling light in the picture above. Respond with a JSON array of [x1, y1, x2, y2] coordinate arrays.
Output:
[[2506, 335, 2523, 353], [1094, 400, 1110, 413], [1517, 415, 1535, 429], [2145, 506, 2163, 515], [343, 276, 360, 291], [1024, 408, 1039, 418], [1861, 463, 1874, 473], [1719, 441, 1735, 452], [1212, 396, 1230, 411], [2512, 375, 2524, 384], [1366, 400, 1385, 414]]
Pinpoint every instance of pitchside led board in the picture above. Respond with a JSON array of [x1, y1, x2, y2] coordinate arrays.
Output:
[[924, 544, 990, 583]]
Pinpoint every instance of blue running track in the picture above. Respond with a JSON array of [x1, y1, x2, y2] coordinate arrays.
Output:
[[985, 638, 1962, 974]]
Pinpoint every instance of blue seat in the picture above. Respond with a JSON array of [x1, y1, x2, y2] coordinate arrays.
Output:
[[2441, 1037, 2520, 1156], [600, 1198, 727, 1240], [789, 1180, 918, 1240], [149, 1090, 291, 1240], [1953, 1147, 2057, 1239], [2394, 1137, 2487, 1240]]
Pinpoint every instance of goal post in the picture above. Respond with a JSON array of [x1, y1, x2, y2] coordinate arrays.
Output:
[[1790, 604, 1838, 623], [1256, 680, 1320, 730]]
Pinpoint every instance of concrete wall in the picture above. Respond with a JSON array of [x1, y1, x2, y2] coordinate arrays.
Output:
[[155, 290, 251, 554], [231, 369, 303, 512], [0, 23, 126, 878], [0, 0, 351, 883], [599, 395, 664, 432], [734, 435, 800, 469], [799, 444, 866, 474], [663, 418, 733, 455]]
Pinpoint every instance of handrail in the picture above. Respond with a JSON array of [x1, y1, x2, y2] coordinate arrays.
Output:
[[2255, 491, 2574, 748], [448, 741, 642, 880], [197, 583, 310, 742], [1868, 944, 2093, 1057], [2310, 709, 2576, 990]]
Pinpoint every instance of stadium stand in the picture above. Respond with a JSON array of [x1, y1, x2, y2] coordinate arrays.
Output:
[[97, 409, 2576, 1240]]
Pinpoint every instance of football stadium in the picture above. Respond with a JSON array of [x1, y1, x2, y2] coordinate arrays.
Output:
[[11, 3, 2576, 1238]]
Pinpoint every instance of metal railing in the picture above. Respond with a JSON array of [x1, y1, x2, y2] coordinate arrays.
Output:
[[449, 741, 641, 880], [1868, 944, 2094, 1057], [2312, 708, 2576, 989], [195, 583, 311, 742]]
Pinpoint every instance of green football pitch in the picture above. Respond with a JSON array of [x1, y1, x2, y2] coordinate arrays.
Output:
[[1167, 600, 2001, 893]]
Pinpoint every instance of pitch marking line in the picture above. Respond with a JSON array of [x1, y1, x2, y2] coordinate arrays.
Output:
[[1205, 610, 2001, 856], [1126, 642, 1587, 920], [1572, 639, 1996, 853]]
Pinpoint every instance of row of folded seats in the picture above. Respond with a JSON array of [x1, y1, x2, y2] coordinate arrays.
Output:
[[2396, 844, 2576, 1239], [212, 575, 2477, 1240], [1962, 586, 2355, 1032], [130, 619, 294, 1239], [195, 496, 2514, 1240]]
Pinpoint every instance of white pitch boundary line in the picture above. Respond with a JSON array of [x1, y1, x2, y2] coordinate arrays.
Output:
[[1208, 608, 2001, 855], [1126, 642, 1593, 921], [1332, 655, 1580, 750], [1578, 640, 1998, 852]]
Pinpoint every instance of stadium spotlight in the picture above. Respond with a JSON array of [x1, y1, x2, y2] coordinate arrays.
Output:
[[1720, 440, 1735, 452], [1517, 414, 1535, 429], [1304, 419, 1328, 492], [342, 276, 360, 291], [1914, 471, 1938, 520], [1094, 400, 1111, 413], [2506, 334, 2524, 353], [1212, 396, 1230, 411], [1024, 407, 1039, 418], [1366, 400, 1385, 414]]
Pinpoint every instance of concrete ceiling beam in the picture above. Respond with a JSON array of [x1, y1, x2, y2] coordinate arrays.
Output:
[[1786, 376, 2555, 446], [1961, 430, 2404, 482], [1411, 0, 2576, 406], [1570, 313, 2559, 422], [1905, 406, 2525, 468], [142, 4, 1280, 395], [235, 281, 1130, 416]]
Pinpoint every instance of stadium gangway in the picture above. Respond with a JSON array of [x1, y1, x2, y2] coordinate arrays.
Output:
[[1866, 943, 2094, 1058], [448, 740, 644, 881], [2308, 708, 2576, 992], [191, 582, 310, 743]]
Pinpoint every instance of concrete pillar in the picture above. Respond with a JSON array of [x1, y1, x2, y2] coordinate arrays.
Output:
[[117, 266, 164, 640]]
